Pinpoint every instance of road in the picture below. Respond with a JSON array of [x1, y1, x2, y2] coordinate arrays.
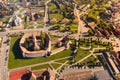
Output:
[[0, 6, 22, 80], [44, 0, 51, 27], [0, 36, 10, 80], [74, 4, 87, 37]]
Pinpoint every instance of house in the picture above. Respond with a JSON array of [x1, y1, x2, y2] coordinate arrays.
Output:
[[9, 69, 30, 80], [25, 9, 40, 22], [95, 29, 102, 37], [61, 18, 69, 24], [0, 0, 7, 4], [114, 28, 120, 36], [73, 18, 79, 23], [13, 15, 22, 26], [9, 68, 55, 80], [102, 29, 110, 37], [88, 22, 96, 29], [94, 70, 113, 80], [29, 69, 55, 80], [50, 18, 57, 24]]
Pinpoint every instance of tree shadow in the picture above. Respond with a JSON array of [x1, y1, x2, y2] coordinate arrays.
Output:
[[21, 72, 31, 80], [41, 70, 50, 80], [12, 38, 24, 59]]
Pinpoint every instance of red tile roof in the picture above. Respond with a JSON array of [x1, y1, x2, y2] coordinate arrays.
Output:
[[114, 12, 120, 18], [9, 69, 30, 80], [26, 9, 39, 14], [61, 18, 69, 23], [114, 28, 120, 36], [111, 51, 120, 64], [50, 18, 57, 23], [73, 18, 79, 23]]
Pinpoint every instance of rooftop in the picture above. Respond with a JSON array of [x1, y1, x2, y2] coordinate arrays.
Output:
[[9, 69, 30, 80]]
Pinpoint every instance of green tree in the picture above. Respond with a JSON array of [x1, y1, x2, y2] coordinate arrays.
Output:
[[88, 29, 94, 36], [40, 32, 45, 49]]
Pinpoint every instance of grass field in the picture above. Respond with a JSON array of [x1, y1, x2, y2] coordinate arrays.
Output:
[[50, 14, 63, 21], [74, 48, 91, 62], [8, 36, 72, 69], [8, 36, 109, 69], [81, 55, 97, 64], [31, 64, 50, 70]]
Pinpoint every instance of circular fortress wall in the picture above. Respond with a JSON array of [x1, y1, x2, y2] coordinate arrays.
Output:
[[19, 32, 51, 58]]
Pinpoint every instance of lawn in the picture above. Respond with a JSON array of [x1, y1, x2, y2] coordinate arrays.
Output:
[[37, 24, 44, 28], [69, 24, 78, 30], [50, 35, 60, 39], [74, 48, 91, 62], [8, 0, 17, 2], [55, 59, 68, 63], [27, 25, 34, 29], [69, 24, 78, 33], [8, 36, 73, 69], [51, 45, 58, 50], [70, 39, 76, 44], [19, 8, 25, 13], [50, 14, 63, 21], [31, 64, 50, 70], [31, 63, 62, 70], [51, 63, 61, 70], [81, 55, 97, 64], [49, 3, 57, 11], [79, 39, 110, 48], [80, 41, 90, 48]]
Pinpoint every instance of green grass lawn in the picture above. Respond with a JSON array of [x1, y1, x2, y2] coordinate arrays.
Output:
[[81, 55, 97, 64], [8, 36, 72, 69], [49, 3, 57, 11], [31, 64, 50, 70], [19, 8, 25, 13], [50, 35, 60, 39], [27, 25, 34, 29], [69, 24, 78, 33], [80, 41, 90, 48], [31, 63, 61, 70], [8, 0, 17, 2], [55, 59, 67, 63], [75, 48, 91, 62], [51, 45, 58, 50], [70, 39, 76, 44], [69, 24, 78, 30], [79, 39, 110, 48], [37, 24, 44, 28], [51, 63, 61, 69], [50, 14, 63, 21]]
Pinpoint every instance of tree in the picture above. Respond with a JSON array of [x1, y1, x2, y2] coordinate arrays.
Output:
[[99, 11, 111, 21], [24, 41, 29, 49], [40, 32, 45, 49], [88, 29, 94, 36]]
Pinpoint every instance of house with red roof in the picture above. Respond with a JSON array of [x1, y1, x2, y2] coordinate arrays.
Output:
[[73, 18, 79, 24], [9, 68, 55, 80], [61, 18, 69, 24], [9, 69, 30, 80], [114, 28, 120, 36], [50, 18, 57, 24]]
